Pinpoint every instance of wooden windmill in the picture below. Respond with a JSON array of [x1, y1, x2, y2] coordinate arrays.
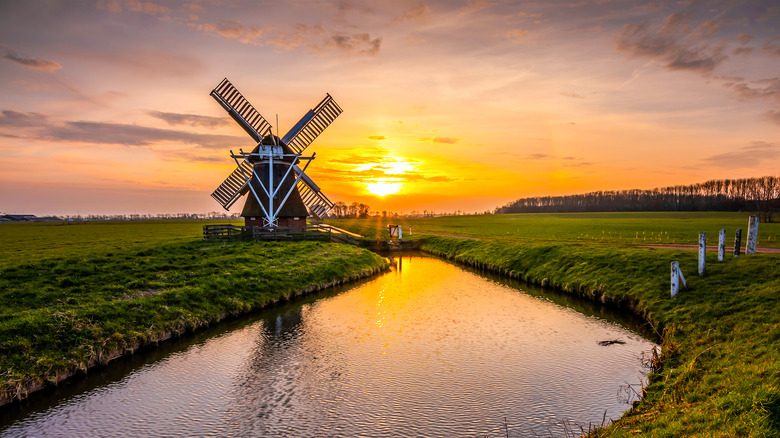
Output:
[[209, 78, 341, 229]]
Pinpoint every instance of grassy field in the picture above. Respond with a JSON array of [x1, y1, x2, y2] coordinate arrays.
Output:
[[0, 220, 244, 267], [327, 212, 780, 248], [0, 221, 387, 404], [2, 214, 778, 435]]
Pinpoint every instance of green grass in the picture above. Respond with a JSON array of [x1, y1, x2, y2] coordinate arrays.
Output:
[[0, 221, 387, 403], [0, 220, 244, 267], [419, 235, 780, 437], [327, 212, 780, 248]]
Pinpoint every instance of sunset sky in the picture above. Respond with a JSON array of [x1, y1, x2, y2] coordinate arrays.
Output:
[[1, 0, 778, 216]]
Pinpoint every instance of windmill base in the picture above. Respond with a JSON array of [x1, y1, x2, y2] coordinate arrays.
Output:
[[245, 216, 306, 230]]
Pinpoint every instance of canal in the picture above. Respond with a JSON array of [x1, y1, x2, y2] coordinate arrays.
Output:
[[1, 255, 656, 437]]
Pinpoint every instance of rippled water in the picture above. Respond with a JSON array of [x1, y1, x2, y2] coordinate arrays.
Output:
[[1, 256, 655, 437]]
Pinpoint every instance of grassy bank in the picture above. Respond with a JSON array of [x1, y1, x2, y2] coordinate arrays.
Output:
[[0, 222, 387, 405], [421, 236, 780, 436], [328, 212, 780, 248]]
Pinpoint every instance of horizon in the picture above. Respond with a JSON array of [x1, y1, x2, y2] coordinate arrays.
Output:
[[1, 0, 779, 216]]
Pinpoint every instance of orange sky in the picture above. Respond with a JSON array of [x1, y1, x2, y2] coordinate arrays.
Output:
[[1, 0, 778, 216]]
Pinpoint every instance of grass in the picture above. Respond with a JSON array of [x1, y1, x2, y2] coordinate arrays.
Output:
[[327, 212, 780, 248], [2, 214, 778, 435], [418, 235, 779, 437], [0, 220, 244, 267], [0, 221, 387, 404]]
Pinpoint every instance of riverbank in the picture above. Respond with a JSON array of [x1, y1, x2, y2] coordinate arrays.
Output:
[[0, 239, 389, 406], [420, 236, 779, 436]]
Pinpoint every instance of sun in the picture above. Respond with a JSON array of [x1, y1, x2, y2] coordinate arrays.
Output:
[[366, 181, 402, 196]]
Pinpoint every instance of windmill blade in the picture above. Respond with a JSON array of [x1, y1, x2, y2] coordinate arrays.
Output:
[[210, 160, 254, 210], [282, 94, 343, 154], [295, 175, 335, 219], [211, 78, 272, 143]]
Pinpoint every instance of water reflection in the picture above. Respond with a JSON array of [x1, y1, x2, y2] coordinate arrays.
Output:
[[1, 256, 655, 437]]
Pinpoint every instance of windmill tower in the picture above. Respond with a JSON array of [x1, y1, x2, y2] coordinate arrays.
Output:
[[209, 78, 341, 230]]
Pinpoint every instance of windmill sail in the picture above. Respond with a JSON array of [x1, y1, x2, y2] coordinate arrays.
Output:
[[297, 178, 333, 219], [282, 94, 342, 154], [211, 78, 272, 142], [211, 160, 254, 209]]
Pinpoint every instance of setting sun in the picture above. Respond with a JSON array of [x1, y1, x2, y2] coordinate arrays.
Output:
[[366, 181, 403, 196]]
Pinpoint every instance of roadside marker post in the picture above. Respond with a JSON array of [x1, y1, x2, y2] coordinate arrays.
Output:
[[746, 216, 759, 255], [671, 261, 687, 299], [698, 232, 706, 276]]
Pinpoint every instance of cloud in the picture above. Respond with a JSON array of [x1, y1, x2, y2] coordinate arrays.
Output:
[[763, 42, 780, 57], [723, 77, 780, 103], [313, 166, 455, 184], [614, 21, 727, 75], [193, 20, 265, 44], [506, 28, 530, 44], [2, 113, 247, 150], [2, 48, 62, 72], [39, 121, 245, 149], [460, 1, 496, 15], [399, 4, 430, 22], [762, 110, 780, 126], [192, 19, 381, 56], [418, 137, 458, 144], [737, 34, 754, 45], [561, 91, 585, 99], [323, 32, 382, 56], [147, 111, 230, 128], [93, 50, 204, 78], [0, 110, 49, 127], [124, 0, 171, 18], [368, 135, 386, 140], [702, 141, 779, 168]]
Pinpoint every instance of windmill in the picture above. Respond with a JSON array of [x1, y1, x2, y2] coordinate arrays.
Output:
[[209, 78, 342, 230]]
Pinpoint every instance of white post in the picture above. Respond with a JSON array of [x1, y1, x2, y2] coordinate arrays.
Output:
[[718, 229, 725, 262], [698, 232, 706, 276], [409, 226, 412, 235], [672, 260, 688, 299], [746, 216, 759, 255], [734, 228, 742, 257]]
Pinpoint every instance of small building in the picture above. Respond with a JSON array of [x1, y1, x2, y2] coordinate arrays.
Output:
[[241, 136, 309, 229]]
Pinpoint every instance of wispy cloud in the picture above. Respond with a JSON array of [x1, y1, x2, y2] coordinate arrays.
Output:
[[147, 111, 230, 128], [460, 0, 497, 15], [723, 77, 780, 103], [2, 47, 62, 72], [614, 21, 726, 75], [190, 19, 381, 56], [702, 141, 779, 168], [368, 135, 386, 140], [1, 111, 245, 149], [0, 110, 49, 127], [418, 137, 458, 144], [761, 110, 780, 126]]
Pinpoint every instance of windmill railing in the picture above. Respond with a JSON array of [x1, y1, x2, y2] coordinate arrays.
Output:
[[202, 224, 362, 245]]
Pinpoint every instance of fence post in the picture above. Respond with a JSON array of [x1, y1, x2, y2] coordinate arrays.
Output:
[[746, 216, 759, 255], [734, 228, 742, 257], [718, 229, 725, 262], [671, 261, 687, 299], [698, 232, 706, 276]]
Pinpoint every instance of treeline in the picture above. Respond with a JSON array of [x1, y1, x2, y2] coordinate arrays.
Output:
[[496, 176, 780, 222]]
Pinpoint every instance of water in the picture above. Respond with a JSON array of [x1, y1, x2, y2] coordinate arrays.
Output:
[[1, 256, 656, 437]]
